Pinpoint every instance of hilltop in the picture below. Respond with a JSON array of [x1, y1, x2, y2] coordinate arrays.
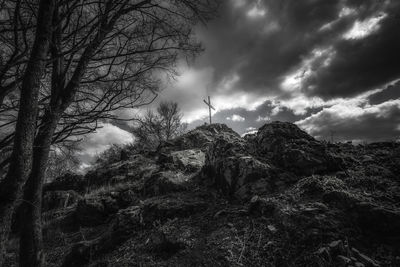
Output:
[[6, 122, 400, 266]]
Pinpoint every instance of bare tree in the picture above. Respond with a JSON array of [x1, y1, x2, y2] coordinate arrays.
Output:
[[131, 101, 187, 149], [0, 0, 35, 107], [45, 143, 81, 183], [5, 1, 217, 266], [0, 0, 55, 265]]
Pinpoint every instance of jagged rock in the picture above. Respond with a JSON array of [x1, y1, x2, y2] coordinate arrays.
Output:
[[144, 170, 190, 196], [169, 149, 205, 172], [160, 123, 240, 152], [85, 154, 159, 188], [43, 173, 86, 193], [40, 122, 400, 267], [204, 132, 278, 199], [252, 121, 344, 175], [43, 190, 81, 211]]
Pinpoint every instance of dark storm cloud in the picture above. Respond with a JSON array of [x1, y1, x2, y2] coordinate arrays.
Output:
[[188, 100, 321, 135], [368, 81, 400, 105], [197, 0, 340, 95], [297, 100, 400, 142], [195, 0, 400, 100], [303, 7, 400, 99], [100, 0, 400, 152]]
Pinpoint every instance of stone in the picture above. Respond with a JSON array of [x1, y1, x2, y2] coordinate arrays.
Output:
[[169, 149, 205, 172], [85, 154, 159, 188], [203, 132, 277, 198], [251, 121, 344, 175], [267, 224, 277, 233], [160, 123, 240, 152]]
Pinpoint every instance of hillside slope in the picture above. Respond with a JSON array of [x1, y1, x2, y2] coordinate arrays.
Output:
[[6, 122, 400, 266]]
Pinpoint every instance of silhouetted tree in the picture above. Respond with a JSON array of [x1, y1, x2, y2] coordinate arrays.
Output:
[[0, 0, 55, 265], [0, 1, 217, 266], [131, 101, 187, 149]]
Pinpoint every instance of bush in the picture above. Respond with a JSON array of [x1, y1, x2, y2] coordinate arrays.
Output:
[[131, 101, 187, 150]]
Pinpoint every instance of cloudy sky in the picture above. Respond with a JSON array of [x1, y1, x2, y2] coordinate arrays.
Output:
[[80, 0, 400, 165]]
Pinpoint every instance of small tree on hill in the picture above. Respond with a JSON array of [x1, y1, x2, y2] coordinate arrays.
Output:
[[132, 101, 187, 149]]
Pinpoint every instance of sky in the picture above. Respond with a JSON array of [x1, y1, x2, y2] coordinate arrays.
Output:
[[79, 0, 400, 167]]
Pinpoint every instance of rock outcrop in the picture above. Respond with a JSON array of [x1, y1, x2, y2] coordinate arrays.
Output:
[[23, 122, 400, 267], [203, 131, 277, 198], [252, 122, 344, 175]]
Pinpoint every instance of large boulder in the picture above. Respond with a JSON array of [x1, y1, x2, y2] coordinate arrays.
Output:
[[169, 149, 205, 172], [160, 123, 240, 152], [252, 122, 344, 175], [84, 154, 159, 188], [203, 131, 278, 199]]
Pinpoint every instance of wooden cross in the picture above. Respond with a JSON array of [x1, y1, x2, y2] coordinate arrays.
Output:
[[203, 96, 215, 124]]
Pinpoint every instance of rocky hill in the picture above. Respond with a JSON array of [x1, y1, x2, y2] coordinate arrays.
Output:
[[7, 122, 400, 266]]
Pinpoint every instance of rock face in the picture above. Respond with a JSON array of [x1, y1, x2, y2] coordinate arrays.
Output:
[[159, 123, 239, 152], [33, 122, 400, 267], [84, 154, 159, 188], [203, 121, 340, 199], [252, 122, 344, 175], [204, 132, 277, 198]]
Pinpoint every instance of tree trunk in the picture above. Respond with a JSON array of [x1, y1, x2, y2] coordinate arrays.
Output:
[[19, 110, 61, 267], [0, 0, 54, 265]]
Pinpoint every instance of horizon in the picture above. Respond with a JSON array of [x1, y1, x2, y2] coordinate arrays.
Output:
[[78, 0, 400, 166]]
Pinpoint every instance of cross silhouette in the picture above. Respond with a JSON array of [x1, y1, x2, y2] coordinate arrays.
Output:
[[203, 96, 215, 124]]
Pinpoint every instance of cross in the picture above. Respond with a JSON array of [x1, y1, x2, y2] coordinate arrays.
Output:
[[203, 96, 215, 124]]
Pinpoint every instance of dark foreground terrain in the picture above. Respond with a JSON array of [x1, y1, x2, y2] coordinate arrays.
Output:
[[6, 122, 400, 266]]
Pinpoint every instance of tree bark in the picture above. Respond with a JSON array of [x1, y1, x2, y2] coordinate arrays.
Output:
[[19, 109, 61, 267], [0, 0, 54, 265]]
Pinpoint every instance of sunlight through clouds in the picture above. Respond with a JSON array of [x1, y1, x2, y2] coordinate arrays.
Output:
[[343, 13, 387, 40]]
